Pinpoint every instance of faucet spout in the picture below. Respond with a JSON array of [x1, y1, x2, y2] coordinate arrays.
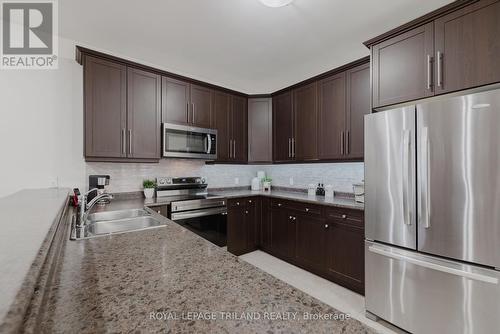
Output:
[[78, 191, 113, 226]]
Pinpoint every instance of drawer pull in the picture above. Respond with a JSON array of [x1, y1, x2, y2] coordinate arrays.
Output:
[[324, 224, 329, 229], [305, 208, 309, 212], [278, 203, 282, 207], [245, 210, 248, 214], [342, 214, 347, 219], [248, 200, 252, 203], [236, 202, 240, 206]]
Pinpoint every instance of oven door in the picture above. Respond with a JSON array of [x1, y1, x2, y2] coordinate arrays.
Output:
[[163, 123, 217, 159], [171, 207, 227, 247]]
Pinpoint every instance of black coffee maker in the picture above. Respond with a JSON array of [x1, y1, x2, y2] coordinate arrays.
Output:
[[88, 175, 110, 201]]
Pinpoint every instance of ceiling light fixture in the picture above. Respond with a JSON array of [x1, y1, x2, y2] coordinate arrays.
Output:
[[259, 0, 294, 8]]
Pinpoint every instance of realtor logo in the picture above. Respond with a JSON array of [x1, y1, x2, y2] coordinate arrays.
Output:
[[1, 0, 58, 69]]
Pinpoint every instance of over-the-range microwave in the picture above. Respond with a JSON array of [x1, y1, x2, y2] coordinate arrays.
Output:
[[162, 123, 217, 160]]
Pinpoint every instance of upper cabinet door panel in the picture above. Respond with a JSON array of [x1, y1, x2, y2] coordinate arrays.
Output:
[[346, 63, 370, 159], [434, 0, 500, 94], [273, 91, 294, 162], [318, 73, 346, 160], [190, 84, 213, 128], [372, 22, 434, 108], [127, 67, 161, 159], [213, 91, 230, 161], [161, 77, 189, 125], [248, 98, 272, 163], [84, 56, 127, 158], [294, 82, 318, 160], [231, 95, 248, 163]]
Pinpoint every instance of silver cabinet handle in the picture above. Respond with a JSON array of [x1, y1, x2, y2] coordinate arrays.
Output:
[[128, 129, 132, 155], [340, 132, 344, 155], [426, 54, 433, 91], [288, 138, 291, 158], [437, 51, 443, 88], [341, 214, 347, 219], [368, 245, 498, 284], [122, 129, 126, 155], [233, 140, 236, 159], [245, 210, 248, 214], [402, 129, 411, 226], [346, 131, 350, 155], [236, 202, 240, 206], [186, 102, 189, 123], [293, 138, 295, 158], [419, 127, 431, 229], [191, 102, 195, 124], [305, 208, 309, 212], [324, 224, 329, 229], [248, 200, 252, 203], [278, 203, 282, 207], [229, 139, 233, 158]]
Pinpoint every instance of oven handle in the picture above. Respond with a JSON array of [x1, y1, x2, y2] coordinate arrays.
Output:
[[170, 207, 227, 220]]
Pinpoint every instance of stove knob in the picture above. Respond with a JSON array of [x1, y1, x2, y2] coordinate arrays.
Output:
[[196, 178, 201, 183], [166, 178, 172, 184], [201, 178, 206, 184]]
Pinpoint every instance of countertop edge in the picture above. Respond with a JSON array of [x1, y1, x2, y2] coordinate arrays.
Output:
[[0, 195, 70, 333]]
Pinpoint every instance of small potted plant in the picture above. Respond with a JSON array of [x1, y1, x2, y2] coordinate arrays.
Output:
[[262, 177, 272, 192], [143, 179, 156, 199]]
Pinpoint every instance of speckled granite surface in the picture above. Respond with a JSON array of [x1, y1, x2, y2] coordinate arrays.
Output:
[[36, 205, 375, 333], [209, 189, 365, 211]]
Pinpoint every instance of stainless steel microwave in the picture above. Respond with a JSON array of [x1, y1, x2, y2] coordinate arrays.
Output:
[[162, 123, 217, 160]]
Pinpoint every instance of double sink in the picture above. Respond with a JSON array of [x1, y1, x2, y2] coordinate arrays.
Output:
[[71, 208, 166, 240]]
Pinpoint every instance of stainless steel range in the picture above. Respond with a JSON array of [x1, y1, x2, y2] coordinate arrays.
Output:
[[156, 177, 227, 247]]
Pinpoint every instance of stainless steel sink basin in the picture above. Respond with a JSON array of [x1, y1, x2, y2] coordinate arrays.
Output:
[[71, 208, 166, 240]]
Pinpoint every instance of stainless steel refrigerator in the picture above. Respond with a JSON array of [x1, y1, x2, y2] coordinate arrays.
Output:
[[364, 88, 500, 334]]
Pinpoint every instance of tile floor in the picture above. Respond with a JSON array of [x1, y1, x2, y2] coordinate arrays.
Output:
[[240, 250, 404, 334]]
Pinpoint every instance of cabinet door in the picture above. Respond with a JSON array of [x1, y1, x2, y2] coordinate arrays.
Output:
[[127, 67, 161, 159], [325, 220, 365, 294], [213, 91, 231, 161], [434, 0, 500, 94], [84, 56, 127, 158], [231, 95, 248, 163], [161, 77, 189, 125], [318, 73, 346, 160], [248, 98, 272, 163], [372, 22, 434, 108], [294, 82, 318, 160], [272, 91, 294, 162], [345, 63, 370, 159], [190, 84, 212, 128], [270, 206, 295, 260], [295, 214, 327, 272], [227, 199, 248, 256], [246, 198, 260, 252]]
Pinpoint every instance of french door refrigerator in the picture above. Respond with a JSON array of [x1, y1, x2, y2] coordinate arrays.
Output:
[[364, 88, 500, 334]]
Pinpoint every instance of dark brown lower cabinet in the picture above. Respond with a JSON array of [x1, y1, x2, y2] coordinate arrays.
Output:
[[227, 196, 365, 295], [227, 198, 259, 256]]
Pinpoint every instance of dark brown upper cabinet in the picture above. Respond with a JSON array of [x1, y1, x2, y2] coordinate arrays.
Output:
[[434, 0, 500, 95], [127, 67, 161, 159], [368, 0, 500, 108], [294, 82, 318, 161], [190, 84, 213, 128], [212, 92, 247, 163], [371, 22, 434, 108], [161, 77, 189, 126], [84, 55, 127, 159], [273, 91, 294, 162], [248, 98, 272, 163], [84, 56, 160, 162], [213, 91, 231, 161], [161, 78, 213, 128], [345, 63, 370, 159], [318, 73, 346, 160]]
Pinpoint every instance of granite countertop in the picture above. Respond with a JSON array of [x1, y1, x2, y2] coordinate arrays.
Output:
[[209, 189, 365, 211], [36, 199, 375, 333], [0, 188, 70, 329]]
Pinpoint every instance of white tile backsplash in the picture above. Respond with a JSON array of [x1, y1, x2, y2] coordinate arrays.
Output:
[[85, 160, 364, 193]]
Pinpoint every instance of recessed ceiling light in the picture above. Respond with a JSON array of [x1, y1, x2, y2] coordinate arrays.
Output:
[[259, 0, 294, 8]]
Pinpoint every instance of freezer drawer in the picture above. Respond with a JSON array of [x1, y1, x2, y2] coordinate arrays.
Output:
[[365, 241, 500, 334]]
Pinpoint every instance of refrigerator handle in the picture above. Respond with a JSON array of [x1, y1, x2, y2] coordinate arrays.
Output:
[[420, 127, 431, 228], [402, 130, 411, 226], [368, 245, 499, 284]]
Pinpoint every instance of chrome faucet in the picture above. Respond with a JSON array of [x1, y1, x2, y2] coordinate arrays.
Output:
[[78, 189, 113, 226]]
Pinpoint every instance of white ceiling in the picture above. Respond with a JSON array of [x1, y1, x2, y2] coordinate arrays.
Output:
[[60, 0, 453, 94]]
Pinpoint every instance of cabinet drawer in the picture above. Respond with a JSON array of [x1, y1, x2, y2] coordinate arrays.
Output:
[[325, 207, 364, 227], [270, 198, 289, 209], [228, 198, 245, 208], [288, 201, 323, 216]]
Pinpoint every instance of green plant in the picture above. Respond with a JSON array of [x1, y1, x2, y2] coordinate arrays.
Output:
[[143, 179, 156, 189], [262, 177, 272, 183]]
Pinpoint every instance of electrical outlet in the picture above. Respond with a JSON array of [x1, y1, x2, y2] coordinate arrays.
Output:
[[289, 177, 294, 186], [234, 177, 239, 185]]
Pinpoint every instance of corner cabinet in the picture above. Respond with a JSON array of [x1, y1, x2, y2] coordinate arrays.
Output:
[[370, 0, 500, 108], [294, 82, 318, 161], [84, 55, 161, 162], [248, 98, 272, 163]]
